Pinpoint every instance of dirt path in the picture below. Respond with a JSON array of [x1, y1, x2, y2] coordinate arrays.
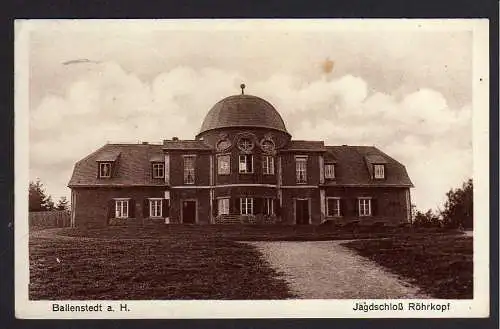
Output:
[[247, 241, 429, 299]]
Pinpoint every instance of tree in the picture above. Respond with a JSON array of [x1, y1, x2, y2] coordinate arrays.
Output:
[[29, 179, 54, 212], [441, 178, 473, 229], [414, 209, 442, 228], [44, 195, 55, 211], [56, 196, 69, 211]]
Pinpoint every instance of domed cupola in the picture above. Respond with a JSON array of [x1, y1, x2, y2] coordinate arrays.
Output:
[[197, 84, 289, 138]]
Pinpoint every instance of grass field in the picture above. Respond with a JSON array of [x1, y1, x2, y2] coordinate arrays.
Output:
[[29, 225, 470, 300], [342, 235, 473, 299], [29, 232, 294, 300], [58, 224, 457, 241]]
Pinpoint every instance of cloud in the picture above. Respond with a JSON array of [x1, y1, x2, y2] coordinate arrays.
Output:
[[29, 62, 472, 211]]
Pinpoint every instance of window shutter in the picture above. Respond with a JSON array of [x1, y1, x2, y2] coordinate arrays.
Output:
[[372, 199, 378, 216], [143, 199, 149, 218], [354, 199, 359, 216], [213, 200, 219, 216], [163, 199, 169, 217], [253, 198, 260, 215], [233, 197, 240, 214], [110, 162, 116, 178], [151, 164, 155, 179], [129, 199, 135, 218], [97, 164, 101, 178], [340, 199, 345, 216], [107, 200, 114, 219], [275, 203, 281, 217]]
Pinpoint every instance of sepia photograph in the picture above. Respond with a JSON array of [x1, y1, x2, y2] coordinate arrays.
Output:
[[15, 19, 489, 318]]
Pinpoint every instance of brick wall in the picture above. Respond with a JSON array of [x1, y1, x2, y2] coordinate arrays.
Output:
[[281, 188, 322, 224], [73, 187, 167, 227], [169, 152, 211, 186], [281, 152, 322, 186], [324, 186, 410, 224], [169, 189, 211, 224]]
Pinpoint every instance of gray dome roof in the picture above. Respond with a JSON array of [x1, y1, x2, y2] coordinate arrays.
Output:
[[198, 95, 289, 135]]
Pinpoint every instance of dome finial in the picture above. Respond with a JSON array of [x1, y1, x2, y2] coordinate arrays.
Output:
[[240, 83, 246, 95]]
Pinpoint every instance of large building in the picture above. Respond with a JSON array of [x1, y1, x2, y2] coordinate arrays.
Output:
[[68, 85, 413, 227]]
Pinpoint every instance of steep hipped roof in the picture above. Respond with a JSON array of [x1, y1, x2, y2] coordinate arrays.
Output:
[[324, 146, 413, 187], [198, 94, 289, 136], [68, 143, 413, 188], [68, 144, 166, 187]]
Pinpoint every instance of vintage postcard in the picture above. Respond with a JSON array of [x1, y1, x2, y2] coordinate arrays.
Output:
[[15, 19, 489, 318]]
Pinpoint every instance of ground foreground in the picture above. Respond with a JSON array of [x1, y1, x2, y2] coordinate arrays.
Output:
[[57, 224, 456, 241], [248, 241, 428, 299], [29, 229, 294, 300], [342, 235, 473, 299], [29, 226, 472, 300]]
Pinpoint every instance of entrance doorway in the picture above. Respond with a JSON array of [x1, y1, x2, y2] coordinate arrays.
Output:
[[295, 199, 310, 225], [182, 200, 197, 224]]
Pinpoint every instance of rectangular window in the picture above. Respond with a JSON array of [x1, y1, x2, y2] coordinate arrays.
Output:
[[149, 198, 163, 217], [217, 198, 230, 215], [264, 198, 274, 215], [239, 155, 253, 173], [183, 156, 196, 184], [374, 164, 385, 179], [296, 157, 307, 184], [358, 198, 372, 216], [99, 162, 112, 178], [326, 198, 341, 217], [115, 199, 129, 218], [152, 163, 165, 178], [324, 164, 335, 179], [217, 155, 231, 175], [262, 156, 275, 175], [240, 197, 254, 215]]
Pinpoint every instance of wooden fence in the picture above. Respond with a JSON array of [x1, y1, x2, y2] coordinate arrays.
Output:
[[29, 210, 71, 228]]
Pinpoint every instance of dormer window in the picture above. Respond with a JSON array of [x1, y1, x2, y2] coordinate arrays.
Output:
[[152, 163, 165, 179], [374, 164, 385, 179], [99, 162, 112, 178], [324, 163, 335, 179]]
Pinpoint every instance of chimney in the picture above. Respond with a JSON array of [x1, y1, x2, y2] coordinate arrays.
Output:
[[172, 137, 179, 141]]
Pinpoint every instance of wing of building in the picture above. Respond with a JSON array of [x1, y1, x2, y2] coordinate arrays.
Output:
[[68, 88, 414, 227]]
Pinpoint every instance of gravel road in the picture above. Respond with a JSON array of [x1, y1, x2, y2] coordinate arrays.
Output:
[[247, 241, 429, 299]]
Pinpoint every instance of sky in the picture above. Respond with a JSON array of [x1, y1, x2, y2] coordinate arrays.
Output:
[[25, 20, 475, 211]]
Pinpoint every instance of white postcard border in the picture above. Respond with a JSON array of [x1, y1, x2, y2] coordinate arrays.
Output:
[[14, 18, 490, 319]]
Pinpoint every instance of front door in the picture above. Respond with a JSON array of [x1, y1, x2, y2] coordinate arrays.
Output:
[[295, 199, 310, 225], [182, 200, 196, 224]]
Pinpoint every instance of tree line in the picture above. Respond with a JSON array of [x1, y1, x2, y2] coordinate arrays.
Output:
[[413, 178, 473, 229], [29, 179, 69, 212]]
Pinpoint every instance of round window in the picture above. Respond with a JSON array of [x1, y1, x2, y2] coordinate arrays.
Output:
[[261, 139, 275, 153], [238, 137, 254, 152]]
